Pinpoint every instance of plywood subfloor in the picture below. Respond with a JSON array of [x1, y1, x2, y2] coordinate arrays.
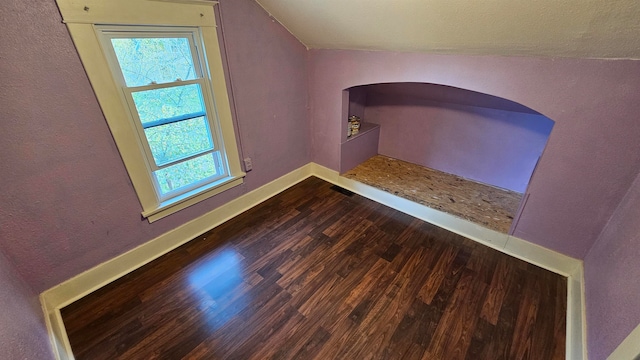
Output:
[[343, 155, 523, 233]]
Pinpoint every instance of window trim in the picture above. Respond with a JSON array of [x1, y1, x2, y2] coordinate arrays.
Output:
[[98, 26, 230, 200], [58, 0, 245, 222]]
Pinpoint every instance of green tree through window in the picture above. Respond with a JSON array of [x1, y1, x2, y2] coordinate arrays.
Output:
[[109, 33, 227, 198]]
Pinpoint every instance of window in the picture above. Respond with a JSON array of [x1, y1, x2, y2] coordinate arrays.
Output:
[[56, 0, 245, 222], [99, 27, 230, 200]]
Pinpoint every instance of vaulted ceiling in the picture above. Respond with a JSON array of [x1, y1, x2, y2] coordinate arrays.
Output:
[[255, 0, 640, 59]]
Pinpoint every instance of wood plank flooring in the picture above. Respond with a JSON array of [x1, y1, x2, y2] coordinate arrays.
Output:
[[61, 177, 566, 360]]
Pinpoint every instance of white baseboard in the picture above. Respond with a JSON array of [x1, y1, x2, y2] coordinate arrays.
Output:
[[609, 322, 640, 360], [41, 163, 314, 360], [311, 164, 512, 249], [41, 162, 586, 360], [311, 163, 586, 360]]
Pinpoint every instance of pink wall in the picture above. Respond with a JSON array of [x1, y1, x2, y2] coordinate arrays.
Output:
[[0, 251, 53, 359], [308, 49, 640, 258], [584, 169, 640, 359], [0, 0, 309, 293], [363, 90, 553, 193]]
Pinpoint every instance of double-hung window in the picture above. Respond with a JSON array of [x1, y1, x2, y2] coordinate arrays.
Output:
[[100, 27, 229, 200], [56, 0, 245, 222]]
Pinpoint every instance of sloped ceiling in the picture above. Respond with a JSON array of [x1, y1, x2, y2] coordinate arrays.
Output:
[[255, 0, 640, 59]]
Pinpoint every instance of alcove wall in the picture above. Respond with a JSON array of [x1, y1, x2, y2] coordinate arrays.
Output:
[[342, 83, 554, 193], [339, 87, 381, 173], [340, 83, 554, 193]]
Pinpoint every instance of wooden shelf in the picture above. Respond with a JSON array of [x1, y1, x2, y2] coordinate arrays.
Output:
[[346, 122, 380, 142]]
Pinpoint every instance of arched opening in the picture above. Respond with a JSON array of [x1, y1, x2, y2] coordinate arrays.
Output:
[[339, 82, 555, 234]]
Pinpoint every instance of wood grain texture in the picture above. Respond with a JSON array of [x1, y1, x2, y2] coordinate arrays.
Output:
[[61, 177, 566, 360]]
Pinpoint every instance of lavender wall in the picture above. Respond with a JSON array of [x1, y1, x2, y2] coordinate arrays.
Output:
[[0, 0, 309, 293], [584, 170, 640, 359], [363, 90, 553, 193], [308, 49, 640, 258], [360, 82, 540, 114], [0, 251, 53, 359], [340, 125, 380, 174], [3, 2, 640, 357], [347, 86, 367, 139], [217, 0, 310, 187]]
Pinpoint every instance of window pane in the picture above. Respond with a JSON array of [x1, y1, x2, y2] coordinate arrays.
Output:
[[111, 37, 197, 87], [144, 116, 213, 166], [154, 152, 223, 196], [132, 84, 204, 125]]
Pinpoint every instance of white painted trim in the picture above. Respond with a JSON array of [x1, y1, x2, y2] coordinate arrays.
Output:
[[144, 176, 245, 223], [566, 262, 587, 360], [310, 163, 586, 360], [609, 322, 640, 360], [504, 235, 581, 277], [41, 298, 74, 360], [41, 163, 314, 360], [56, 0, 217, 26], [312, 165, 511, 248], [40, 162, 586, 360], [59, 0, 246, 223], [311, 163, 583, 273]]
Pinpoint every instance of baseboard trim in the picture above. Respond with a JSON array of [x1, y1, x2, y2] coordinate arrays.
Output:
[[41, 162, 586, 360], [311, 163, 583, 275], [40, 163, 314, 360], [608, 322, 640, 360], [310, 163, 586, 360]]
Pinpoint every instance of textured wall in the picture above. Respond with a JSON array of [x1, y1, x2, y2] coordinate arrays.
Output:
[[0, 0, 309, 293], [308, 49, 640, 258], [359, 82, 540, 114], [217, 0, 310, 189], [585, 170, 640, 359], [347, 86, 367, 139], [363, 90, 552, 193], [0, 252, 53, 359], [339, 126, 380, 174]]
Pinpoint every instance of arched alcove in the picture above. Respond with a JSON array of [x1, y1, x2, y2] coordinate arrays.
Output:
[[340, 82, 555, 233]]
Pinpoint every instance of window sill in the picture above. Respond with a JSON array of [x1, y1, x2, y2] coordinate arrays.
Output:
[[142, 173, 246, 223]]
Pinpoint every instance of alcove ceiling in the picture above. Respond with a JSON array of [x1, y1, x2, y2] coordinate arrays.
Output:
[[254, 0, 640, 59]]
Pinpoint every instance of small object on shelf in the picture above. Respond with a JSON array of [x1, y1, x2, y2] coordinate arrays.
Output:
[[347, 117, 352, 138], [348, 115, 361, 137]]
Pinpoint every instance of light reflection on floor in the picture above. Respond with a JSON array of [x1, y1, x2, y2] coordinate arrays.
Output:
[[188, 248, 247, 330]]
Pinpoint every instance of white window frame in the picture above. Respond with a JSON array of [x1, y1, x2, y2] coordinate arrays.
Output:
[[56, 0, 245, 222], [98, 26, 230, 201]]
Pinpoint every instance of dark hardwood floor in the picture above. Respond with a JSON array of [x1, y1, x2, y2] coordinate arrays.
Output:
[[61, 176, 566, 360]]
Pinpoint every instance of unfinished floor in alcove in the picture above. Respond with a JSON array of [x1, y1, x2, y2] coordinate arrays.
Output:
[[343, 155, 523, 233]]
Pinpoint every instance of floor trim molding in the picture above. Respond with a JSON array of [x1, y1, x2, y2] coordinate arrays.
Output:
[[608, 322, 640, 360], [41, 162, 586, 360], [41, 163, 314, 360], [312, 163, 586, 360]]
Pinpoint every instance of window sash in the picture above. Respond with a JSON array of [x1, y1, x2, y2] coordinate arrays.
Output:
[[57, 1, 246, 223], [151, 150, 226, 200], [122, 80, 222, 170], [141, 111, 207, 130], [98, 26, 231, 200], [99, 29, 204, 87]]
